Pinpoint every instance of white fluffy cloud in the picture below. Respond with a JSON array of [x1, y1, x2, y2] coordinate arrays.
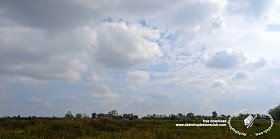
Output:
[[92, 22, 162, 69]]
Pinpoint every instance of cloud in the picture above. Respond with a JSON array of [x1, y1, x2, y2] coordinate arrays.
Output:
[[226, 0, 275, 19], [28, 97, 42, 103], [127, 71, 150, 82], [28, 97, 52, 108], [0, 0, 97, 30], [92, 21, 162, 69], [266, 24, 280, 32], [212, 79, 228, 87], [127, 70, 150, 91], [206, 49, 248, 69], [104, 0, 175, 17], [172, 1, 219, 25], [87, 71, 119, 101], [250, 58, 268, 68], [0, 0, 280, 117], [209, 16, 223, 29], [231, 71, 252, 81], [205, 48, 268, 70], [88, 84, 119, 100], [0, 27, 88, 81]]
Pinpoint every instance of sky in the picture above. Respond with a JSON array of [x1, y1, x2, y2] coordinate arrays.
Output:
[[0, 0, 280, 117]]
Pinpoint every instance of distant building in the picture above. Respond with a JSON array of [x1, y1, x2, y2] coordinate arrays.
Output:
[[112, 115, 123, 119], [123, 113, 138, 120], [97, 113, 110, 118], [96, 112, 138, 120]]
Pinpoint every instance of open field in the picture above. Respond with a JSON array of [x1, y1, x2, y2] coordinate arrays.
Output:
[[0, 118, 279, 139]]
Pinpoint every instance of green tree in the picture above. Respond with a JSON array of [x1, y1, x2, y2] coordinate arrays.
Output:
[[76, 113, 82, 119], [170, 114, 177, 120], [83, 113, 88, 118], [65, 111, 74, 119], [212, 111, 218, 118], [237, 113, 249, 120], [108, 110, 118, 116], [186, 112, 195, 120], [91, 112, 96, 119], [177, 113, 184, 119], [269, 104, 280, 120]]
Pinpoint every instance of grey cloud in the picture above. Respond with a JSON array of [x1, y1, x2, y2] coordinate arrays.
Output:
[[0, 0, 222, 32], [0, 27, 87, 81], [252, 58, 268, 68], [109, 0, 174, 17], [0, 0, 97, 30], [232, 71, 251, 80], [206, 49, 268, 70], [209, 17, 223, 29], [0, 0, 182, 30], [173, 2, 219, 25], [206, 49, 248, 69]]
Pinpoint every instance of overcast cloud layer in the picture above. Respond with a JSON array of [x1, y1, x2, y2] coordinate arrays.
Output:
[[1, 0, 280, 117]]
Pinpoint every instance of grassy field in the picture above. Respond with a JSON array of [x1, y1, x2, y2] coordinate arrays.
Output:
[[0, 118, 279, 139]]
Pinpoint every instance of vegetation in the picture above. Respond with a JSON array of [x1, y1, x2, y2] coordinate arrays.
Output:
[[269, 105, 280, 120], [0, 105, 280, 138], [0, 118, 279, 138]]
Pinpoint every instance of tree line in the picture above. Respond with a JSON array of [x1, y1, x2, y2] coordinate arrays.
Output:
[[1, 104, 280, 121]]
